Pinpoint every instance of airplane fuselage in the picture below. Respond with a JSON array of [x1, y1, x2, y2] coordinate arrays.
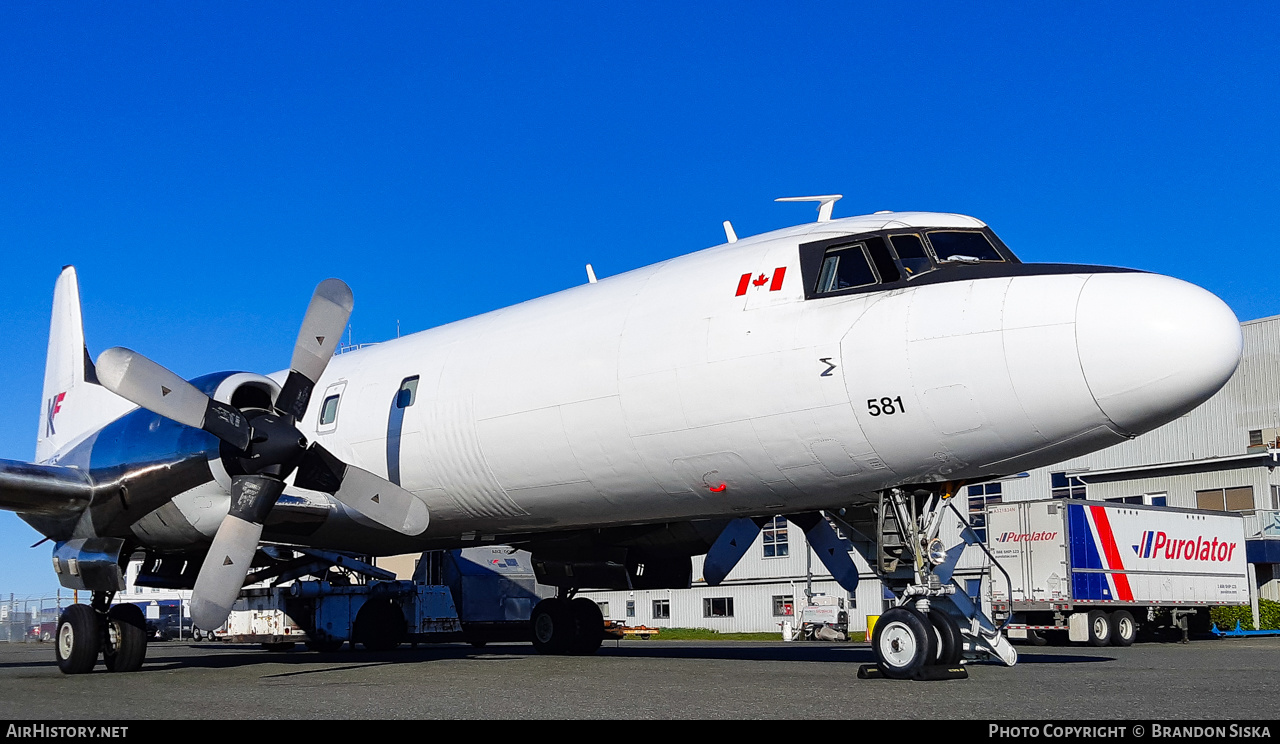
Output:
[[25, 211, 1243, 558]]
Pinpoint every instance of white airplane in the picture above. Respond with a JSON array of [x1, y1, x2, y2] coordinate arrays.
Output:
[[0, 196, 1242, 679]]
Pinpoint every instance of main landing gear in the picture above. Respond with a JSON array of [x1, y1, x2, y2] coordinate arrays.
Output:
[[530, 596, 604, 656], [56, 592, 148, 675]]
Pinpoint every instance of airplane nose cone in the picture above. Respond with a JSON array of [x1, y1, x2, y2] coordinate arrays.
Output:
[[1076, 273, 1242, 436]]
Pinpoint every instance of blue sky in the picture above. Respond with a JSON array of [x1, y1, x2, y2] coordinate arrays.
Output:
[[1, 3, 1277, 596]]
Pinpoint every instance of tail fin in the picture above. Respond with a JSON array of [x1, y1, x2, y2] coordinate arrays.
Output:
[[36, 266, 130, 463]]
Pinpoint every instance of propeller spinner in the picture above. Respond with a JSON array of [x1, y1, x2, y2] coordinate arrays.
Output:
[[96, 279, 429, 630]]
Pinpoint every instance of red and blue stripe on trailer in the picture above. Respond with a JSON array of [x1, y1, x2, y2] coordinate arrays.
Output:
[[1067, 503, 1134, 602]]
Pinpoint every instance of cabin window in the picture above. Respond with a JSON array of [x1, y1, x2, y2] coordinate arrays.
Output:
[[926, 231, 1003, 263], [319, 395, 341, 425], [815, 244, 878, 294], [396, 376, 420, 409], [889, 234, 934, 277]]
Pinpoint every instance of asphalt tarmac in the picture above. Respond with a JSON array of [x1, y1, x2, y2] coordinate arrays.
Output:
[[1, 636, 1278, 720]]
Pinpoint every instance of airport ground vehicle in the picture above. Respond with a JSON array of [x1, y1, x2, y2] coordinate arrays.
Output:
[[986, 499, 1250, 645], [212, 547, 543, 650], [797, 595, 849, 641]]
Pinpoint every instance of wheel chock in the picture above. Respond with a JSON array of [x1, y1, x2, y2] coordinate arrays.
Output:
[[858, 664, 969, 680], [857, 664, 884, 679], [913, 665, 969, 681]]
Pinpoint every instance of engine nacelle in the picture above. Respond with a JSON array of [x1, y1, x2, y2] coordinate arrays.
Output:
[[52, 537, 127, 592]]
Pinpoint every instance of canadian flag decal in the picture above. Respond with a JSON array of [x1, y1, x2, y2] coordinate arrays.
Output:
[[735, 267, 786, 296]]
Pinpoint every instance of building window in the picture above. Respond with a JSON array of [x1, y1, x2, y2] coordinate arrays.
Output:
[[772, 595, 794, 617], [1196, 487, 1254, 512], [967, 483, 1003, 542], [596, 602, 610, 617], [652, 599, 670, 619], [1051, 472, 1087, 499], [763, 516, 789, 558], [1272, 485, 1280, 510], [1106, 493, 1167, 507], [625, 600, 635, 618], [703, 597, 734, 618]]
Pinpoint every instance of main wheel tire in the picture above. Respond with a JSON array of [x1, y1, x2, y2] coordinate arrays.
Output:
[[872, 607, 937, 679], [55, 604, 101, 675], [530, 598, 574, 655], [103, 604, 147, 673], [354, 599, 406, 652], [568, 597, 604, 656], [1087, 610, 1112, 647], [929, 610, 963, 666], [1110, 610, 1137, 647]]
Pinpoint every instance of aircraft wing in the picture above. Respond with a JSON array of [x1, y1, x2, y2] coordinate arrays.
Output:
[[0, 458, 94, 516]]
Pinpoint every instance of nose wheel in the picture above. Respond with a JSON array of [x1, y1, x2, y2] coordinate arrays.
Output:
[[872, 607, 937, 679]]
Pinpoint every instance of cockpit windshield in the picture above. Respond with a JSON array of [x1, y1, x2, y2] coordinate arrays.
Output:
[[889, 234, 933, 278], [799, 226, 1018, 300], [926, 231, 1003, 263]]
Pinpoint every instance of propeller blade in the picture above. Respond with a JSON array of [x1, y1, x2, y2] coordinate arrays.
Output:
[[189, 475, 285, 630], [294, 444, 429, 535], [96, 347, 252, 451], [276, 279, 354, 419], [785, 512, 860, 593], [703, 517, 769, 586]]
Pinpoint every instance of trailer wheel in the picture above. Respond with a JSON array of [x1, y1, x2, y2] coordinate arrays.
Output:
[[55, 604, 100, 675], [103, 604, 147, 673], [354, 599, 406, 652], [1110, 610, 1136, 647], [872, 607, 936, 679], [531, 598, 574, 655], [1087, 610, 1112, 647], [929, 610, 963, 665]]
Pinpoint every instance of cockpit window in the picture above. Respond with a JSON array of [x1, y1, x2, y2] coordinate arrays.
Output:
[[926, 231, 1003, 263], [815, 243, 878, 293], [889, 234, 933, 278]]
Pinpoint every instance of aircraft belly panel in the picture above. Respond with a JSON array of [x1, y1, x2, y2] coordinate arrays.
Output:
[[1003, 322, 1110, 441], [619, 370, 689, 436], [561, 396, 666, 507], [475, 406, 594, 491], [839, 290, 922, 477], [908, 332, 1040, 465], [421, 398, 528, 519]]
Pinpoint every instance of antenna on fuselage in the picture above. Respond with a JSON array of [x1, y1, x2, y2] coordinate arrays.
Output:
[[723, 221, 738, 243], [775, 194, 842, 222], [585, 264, 598, 284]]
